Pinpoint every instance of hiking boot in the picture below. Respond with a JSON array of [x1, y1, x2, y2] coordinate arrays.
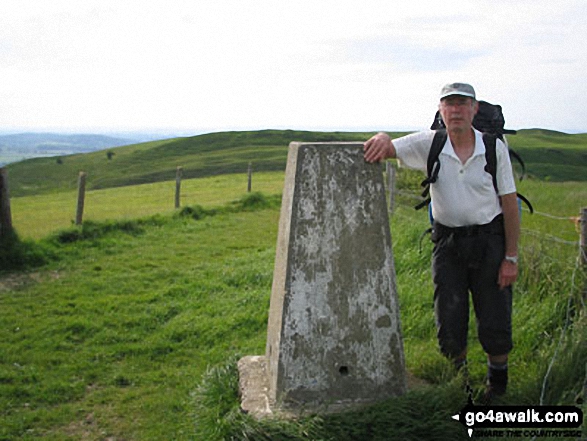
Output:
[[482, 365, 508, 405]]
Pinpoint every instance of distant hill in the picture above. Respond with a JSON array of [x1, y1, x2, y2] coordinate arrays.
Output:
[[507, 129, 587, 182], [4, 129, 586, 198], [4, 130, 381, 197], [0, 132, 136, 162]]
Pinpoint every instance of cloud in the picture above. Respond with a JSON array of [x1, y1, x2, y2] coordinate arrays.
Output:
[[0, 0, 585, 132]]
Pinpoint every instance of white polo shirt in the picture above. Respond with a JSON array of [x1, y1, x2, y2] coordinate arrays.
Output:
[[394, 129, 517, 227]]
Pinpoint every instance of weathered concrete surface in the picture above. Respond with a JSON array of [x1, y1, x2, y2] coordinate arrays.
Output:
[[238, 356, 272, 418], [240, 142, 406, 415], [238, 356, 425, 417]]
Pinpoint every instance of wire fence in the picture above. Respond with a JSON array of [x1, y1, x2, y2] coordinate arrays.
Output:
[[387, 169, 585, 255]]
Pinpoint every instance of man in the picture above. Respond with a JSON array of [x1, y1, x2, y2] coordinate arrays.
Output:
[[364, 83, 519, 400]]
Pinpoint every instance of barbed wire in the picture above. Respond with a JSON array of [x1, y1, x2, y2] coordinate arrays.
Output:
[[524, 208, 578, 221], [395, 186, 582, 223], [521, 227, 579, 247], [389, 187, 584, 248]]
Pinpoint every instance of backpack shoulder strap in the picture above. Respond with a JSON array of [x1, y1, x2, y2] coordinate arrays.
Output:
[[508, 148, 526, 180], [482, 132, 498, 193], [483, 132, 534, 214], [415, 130, 447, 210], [423, 130, 447, 187]]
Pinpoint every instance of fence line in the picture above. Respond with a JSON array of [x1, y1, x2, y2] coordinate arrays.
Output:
[[59, 165, 258, 227], [390, 181, 585, 251], [3, 163, 586, 258], [521, 228, 579, 247], [175, 166, 183, 209], [528, 209, 578, 221], [75, 171, 87, 226], [0, 167, 13, 239], [393, 192, 583, 247]]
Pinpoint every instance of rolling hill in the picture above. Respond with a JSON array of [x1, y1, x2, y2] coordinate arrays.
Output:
[[0, 133, 141, 167], [4, 128, 586, 198]]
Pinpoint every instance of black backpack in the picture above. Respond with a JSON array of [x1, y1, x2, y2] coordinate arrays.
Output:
[[431, 100, 517, 139], [418, 101, 533, 214]]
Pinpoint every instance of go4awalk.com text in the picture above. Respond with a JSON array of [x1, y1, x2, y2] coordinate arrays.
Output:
[[451, 403, 583, 438]]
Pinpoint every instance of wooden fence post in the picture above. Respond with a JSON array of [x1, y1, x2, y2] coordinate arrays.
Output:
[[0, 167, 13, 238], [75, 171, 87, 226], [581, 207, 587, 269], [175, 167, 183, 208], [386, 162, 396, 215], [247, 162, 253, 193]]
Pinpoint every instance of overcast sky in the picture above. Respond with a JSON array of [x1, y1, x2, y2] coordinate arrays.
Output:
[[1, 0, 585, 135]]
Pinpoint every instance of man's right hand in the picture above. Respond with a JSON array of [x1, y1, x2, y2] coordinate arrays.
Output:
[[363, 132, 395, 163]]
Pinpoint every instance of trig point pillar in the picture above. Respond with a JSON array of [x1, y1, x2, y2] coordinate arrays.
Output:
[[238, 142, 406, 416]]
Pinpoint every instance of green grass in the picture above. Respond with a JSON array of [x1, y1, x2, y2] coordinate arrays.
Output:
[[1, 186, 585, 440], [1, 195, 281, 440], [506, 129, 587, 182], [1, 129, 586, 440], [516, 179, 587, 244], [11, 171, 285, 240]]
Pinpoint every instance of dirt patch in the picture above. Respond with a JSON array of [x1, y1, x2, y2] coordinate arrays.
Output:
[[63, 412, 100, 440], [0, 271, 61, 292]]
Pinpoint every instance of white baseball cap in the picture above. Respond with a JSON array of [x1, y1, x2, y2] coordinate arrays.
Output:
[[440, 83, 476, 100]]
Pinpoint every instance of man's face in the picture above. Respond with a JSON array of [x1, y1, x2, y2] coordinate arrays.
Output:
[[439, 96, 478, 132]]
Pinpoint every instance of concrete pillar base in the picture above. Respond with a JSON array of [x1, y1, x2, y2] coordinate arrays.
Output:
[[238, 355, 427, 418]]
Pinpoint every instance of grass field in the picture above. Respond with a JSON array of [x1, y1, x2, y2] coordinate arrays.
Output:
[[11, 172, 285, 240], [1, 129, 586, 440], [1, 197, 280, 440]]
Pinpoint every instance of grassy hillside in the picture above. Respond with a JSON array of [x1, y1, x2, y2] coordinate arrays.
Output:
[[5, 130, 386, 197], [0, 196, 281, 440], [1, 191, 584, 440], [508, 129, 587, 182], [7, 128, 584, 199]]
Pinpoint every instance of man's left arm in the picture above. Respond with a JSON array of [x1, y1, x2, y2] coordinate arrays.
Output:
[[499, 192, 520, 289]]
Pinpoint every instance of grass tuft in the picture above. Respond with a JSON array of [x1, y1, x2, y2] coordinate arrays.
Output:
[[49, 216, 170, 244], [177, 204, 216, 220], [229, 192, 282, 212], [193, 356, 329, 441], [177, 192, 281, 222], [192, 356, 472, 441], [192, 355, 243, 440], [0, 230, 54, 272]]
